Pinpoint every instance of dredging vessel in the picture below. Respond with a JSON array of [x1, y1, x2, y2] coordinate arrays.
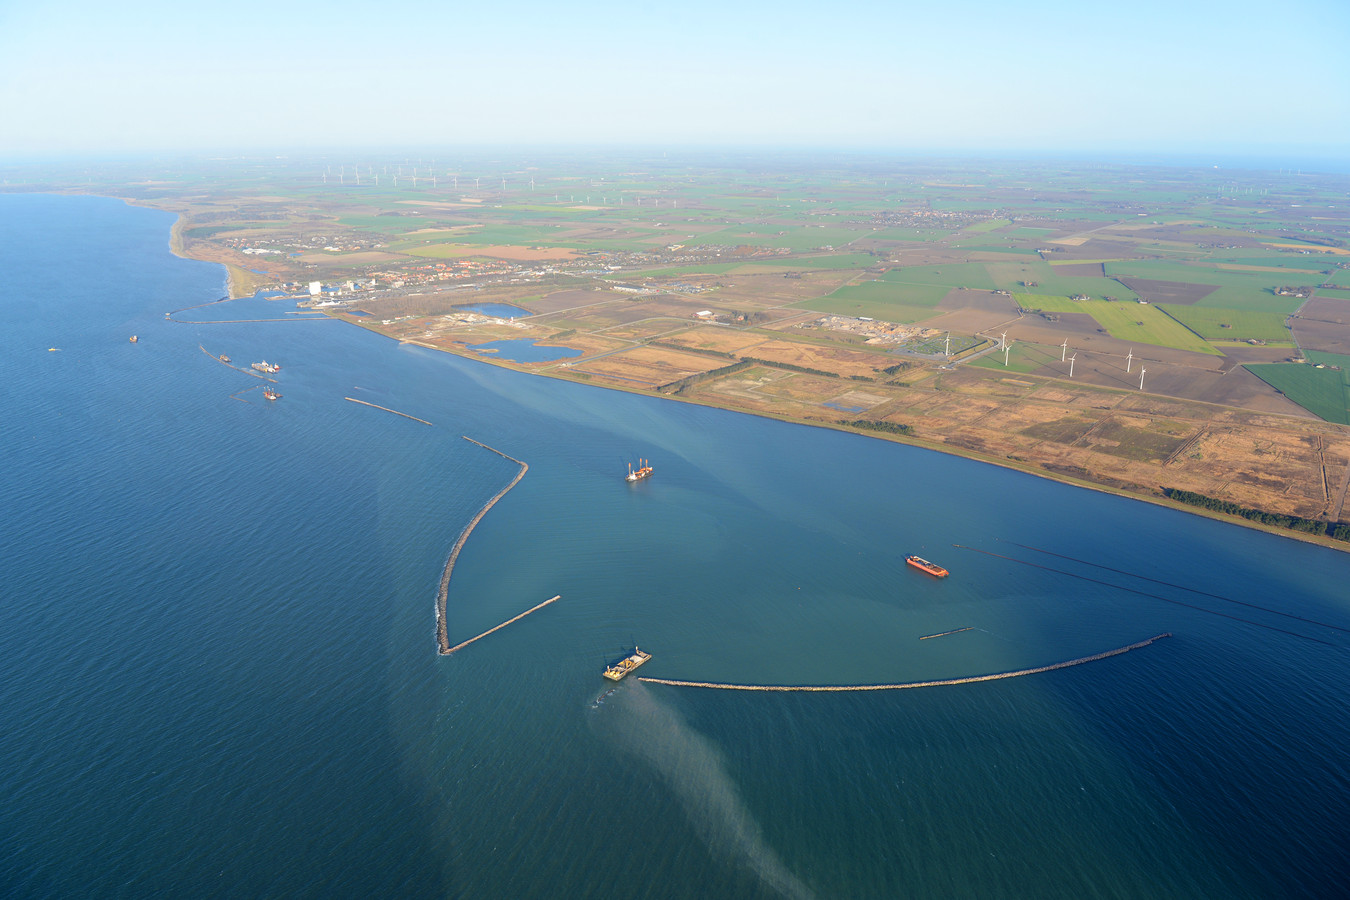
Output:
[[263, 388, 282, 401], [906, 555, 949, 578], [603, 647, 651, 681], [251, 360, 281, 374], [625, 459, 653, 483]]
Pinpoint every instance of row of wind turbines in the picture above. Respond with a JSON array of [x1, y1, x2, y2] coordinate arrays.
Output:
[[991, 331, 1148, 390], [318, 165, 671, 206]]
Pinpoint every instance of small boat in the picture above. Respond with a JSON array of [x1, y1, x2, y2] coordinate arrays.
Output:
[[129, 335, 138, 343], [906, 555, 948, 578], [220, 355, 231, 363], [625, 459, 653, 483], [263, 388, 282, 401], [603, 646, 651, 681]]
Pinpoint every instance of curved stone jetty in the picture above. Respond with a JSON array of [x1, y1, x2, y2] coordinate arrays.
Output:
[[435, 438, 533, 654]]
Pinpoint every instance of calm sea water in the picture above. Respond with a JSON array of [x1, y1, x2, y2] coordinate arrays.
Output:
[[3, 194, 1350, 899]]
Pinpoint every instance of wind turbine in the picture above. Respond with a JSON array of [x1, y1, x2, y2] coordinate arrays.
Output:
[[1000, 331, 1007, 351], [1003, 340, 1014, 366], [1068, 353, 1077, 378], [1126, 348, 1134, 373], [1139, 368, 1147, 390], [1060, 338, 1068, 362], [944, 332, 951, 356]]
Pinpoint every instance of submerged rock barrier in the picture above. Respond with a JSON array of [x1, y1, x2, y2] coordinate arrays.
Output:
[[435, 437, 532, 654], [638, 633, 1172, 692]]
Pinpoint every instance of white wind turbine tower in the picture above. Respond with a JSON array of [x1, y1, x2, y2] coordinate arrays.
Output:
[[1000, 331, 1007, 351], [944, 332, 951, 356], [1060, 338, 1068, 361], [530, 177, 535, 190], [1068, 353, 1077, 378], [1003, 340, 1014, 366], [1126, 348, 1134, 373], [1139, 368, 1147, 390]]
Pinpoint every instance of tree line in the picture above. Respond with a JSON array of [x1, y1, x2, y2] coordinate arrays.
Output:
[[1163, 488, 1350, 541]]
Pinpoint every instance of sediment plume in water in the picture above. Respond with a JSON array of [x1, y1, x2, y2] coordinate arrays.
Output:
[[607, 683, 816, 900], [639, 633, 1172, 692], [435, 438, 531, 654]]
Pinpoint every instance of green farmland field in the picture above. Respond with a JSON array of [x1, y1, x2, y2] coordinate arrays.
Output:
[[964, 218, 1012, 234], [1013, 293, 1090, 314], [819, 280, 949, 309], [1105, 260, 1304, 312], [791, 297, 940, 323], [693, 226, 863, 252], [1157, 305, 1290, 342], [882, 263, 997, 291], [1246, 357, 1350, 424], [1079, 301, 1220, 354], [746, 253, 878, 270], [986, 260, 1138, 301]]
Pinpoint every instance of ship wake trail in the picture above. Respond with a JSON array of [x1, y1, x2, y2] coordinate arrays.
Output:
[[611, 683, 816, 900]]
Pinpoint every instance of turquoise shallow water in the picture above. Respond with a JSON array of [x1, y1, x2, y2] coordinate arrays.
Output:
[[3, 194, 1350, 898]]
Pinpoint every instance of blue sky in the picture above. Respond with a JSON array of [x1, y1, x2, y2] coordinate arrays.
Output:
[[1, 0, 1347, 159]]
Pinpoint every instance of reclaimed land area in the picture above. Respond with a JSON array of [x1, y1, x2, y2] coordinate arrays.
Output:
[[26, 153, 1349, 547]]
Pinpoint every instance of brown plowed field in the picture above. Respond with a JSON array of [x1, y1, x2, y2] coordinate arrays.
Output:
[[1290, 297, 1350, 355], [1116, 277, 1218, 305]]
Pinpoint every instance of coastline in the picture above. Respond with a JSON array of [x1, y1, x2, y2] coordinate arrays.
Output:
[[148, 203, 1350, 554], [162, 206, 267, 299], [350, 316, 1350, 554]]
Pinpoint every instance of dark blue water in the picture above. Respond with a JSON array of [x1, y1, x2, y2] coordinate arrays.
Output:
[[4, 194, 1350, 899]]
